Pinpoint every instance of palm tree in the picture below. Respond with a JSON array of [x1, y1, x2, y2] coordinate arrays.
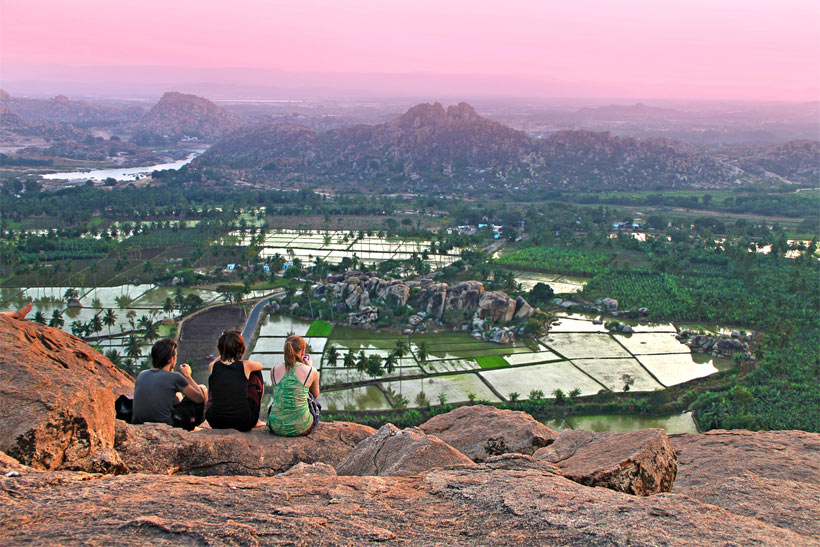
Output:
[[326, 345, 339, 368], [143, 321, 160, 344], [163, 297, 175, 320], [63, 288, 79, 304], [343, 350, 355, 386], [102, 309, 117, 349], [126, 310, 137, 331], [33, 311, 46, 324], [416, 341, 430, 369], [356, 351, 368, 376], [384, 352, 397, 377], [49, 309, 64, 329], [393, 339, 408, 396], [89, 312, 104, 338], [104, 349, 122, 369], [125, 335, 142, 360]]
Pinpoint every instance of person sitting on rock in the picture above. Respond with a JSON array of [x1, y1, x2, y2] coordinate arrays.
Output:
[[266, 334, 321, 437], [132, 338, 208, 430], [205, 330, 265, 432]]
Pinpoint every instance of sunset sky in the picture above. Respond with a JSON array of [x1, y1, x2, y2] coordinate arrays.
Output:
[[1, 0, 818, 100]]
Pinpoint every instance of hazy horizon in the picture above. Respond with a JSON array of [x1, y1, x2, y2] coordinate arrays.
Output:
[[1, 0, 819, 102]]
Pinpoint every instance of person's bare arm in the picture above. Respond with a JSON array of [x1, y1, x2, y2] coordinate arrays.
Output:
[[244, 360, 264, 378], [309, 370, 320, 399], [179, 364, 205, 403], [208, 359, 217, 374]]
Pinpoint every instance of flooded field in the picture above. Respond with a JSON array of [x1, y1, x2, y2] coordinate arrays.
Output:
[[223, 229, 462, 267], [313, 312, 733, 410], [512, 272, 587, 294], [545, 412, 699, 434]]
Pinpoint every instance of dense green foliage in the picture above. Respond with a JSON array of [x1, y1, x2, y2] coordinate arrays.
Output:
[[497, 245, 612, 276], [582, 246, 819, 431]]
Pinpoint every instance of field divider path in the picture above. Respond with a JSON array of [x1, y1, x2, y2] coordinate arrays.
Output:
[[609, 333, 669, 388], [538, 333, 611, 393]]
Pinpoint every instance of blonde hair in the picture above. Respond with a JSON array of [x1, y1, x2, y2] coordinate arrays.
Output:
[[283, 335, 306, 371]]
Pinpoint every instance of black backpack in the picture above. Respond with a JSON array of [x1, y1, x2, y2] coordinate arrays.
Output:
[[115, 394, 134, 423]]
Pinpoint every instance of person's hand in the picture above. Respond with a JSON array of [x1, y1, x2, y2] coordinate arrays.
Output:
[[303, 354, 312, 365], [180, 363, 192, 377]]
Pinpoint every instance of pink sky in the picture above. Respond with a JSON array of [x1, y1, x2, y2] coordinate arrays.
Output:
[[1, 0, 818, 100]]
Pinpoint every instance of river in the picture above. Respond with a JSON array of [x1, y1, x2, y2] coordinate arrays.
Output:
[[41, 149, 205, 182]]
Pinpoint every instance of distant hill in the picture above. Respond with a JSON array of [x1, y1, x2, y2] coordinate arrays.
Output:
[[134, 91, 244, 140], [733, 140, 820, 184], [0, 90, 140, 126], [195, 101, 746, 190]]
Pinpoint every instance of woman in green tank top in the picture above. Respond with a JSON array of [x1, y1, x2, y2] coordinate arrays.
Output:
[[267, 335, 320, 436]]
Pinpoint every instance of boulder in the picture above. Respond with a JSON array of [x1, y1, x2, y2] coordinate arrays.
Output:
[[601, 297, 618, 311], [335, 423, 475, 476], [534, 428, 677, 495], [513, 296, 534, 320], [0, 316, 134, 473], [380, 281, 410, 307], [444, 281, 484, 314], [478, 291, 516, 323], [344, 285, 364, 309], [670, 430, 820, 539], [419, 405, 558, 462], [716, 338, 745, 355], [115, 420, 375, 476], [412, 282, 449, 318]]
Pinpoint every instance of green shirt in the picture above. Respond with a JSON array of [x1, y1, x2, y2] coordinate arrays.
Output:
[[267, 367, 313, 436]]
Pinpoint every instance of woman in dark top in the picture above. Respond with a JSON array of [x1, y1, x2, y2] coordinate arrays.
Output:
[[205, 330, 264, 432]]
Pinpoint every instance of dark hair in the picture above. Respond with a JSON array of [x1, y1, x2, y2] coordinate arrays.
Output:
[[283, 335, 306, 371], [218, 330, 245, 362], [151, 338, 178, 368]]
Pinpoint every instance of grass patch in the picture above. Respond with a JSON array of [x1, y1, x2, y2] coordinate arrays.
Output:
[[474, 354, 509, 369], [306, 320, 333, 337], [158, 324, 177, 338]]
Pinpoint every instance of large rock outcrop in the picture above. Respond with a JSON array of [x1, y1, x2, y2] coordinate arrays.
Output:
[[0, 316, 134, 473], [115, 420, 376, 476], [335, 423, 475, 476], [670, 430, 820, 539], [1, 447, 811, 546], [534, 428, 677, 495], [419, 405, 558, 461]]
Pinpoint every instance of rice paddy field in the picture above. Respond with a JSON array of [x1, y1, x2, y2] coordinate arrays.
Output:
[[308, 312, 732, 410], [223, 229, 462, 267]]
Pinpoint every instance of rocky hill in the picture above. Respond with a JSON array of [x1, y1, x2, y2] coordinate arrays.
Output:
[[733, 139, 820, 184], [194, 101, 751, 190], [1, 315, 818, 545], [134, 91, 244, 140]]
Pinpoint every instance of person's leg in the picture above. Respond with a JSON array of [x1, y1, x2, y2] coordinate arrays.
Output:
[[173, 397, 205, 431]]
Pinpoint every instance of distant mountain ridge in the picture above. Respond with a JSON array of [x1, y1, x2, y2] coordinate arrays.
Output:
[[0, 89, 139, 125], [196, 101, 754, 190]]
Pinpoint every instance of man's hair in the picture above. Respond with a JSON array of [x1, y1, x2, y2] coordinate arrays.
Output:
[[151, 338, 178, 368], [218, 330, 245, 362]]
